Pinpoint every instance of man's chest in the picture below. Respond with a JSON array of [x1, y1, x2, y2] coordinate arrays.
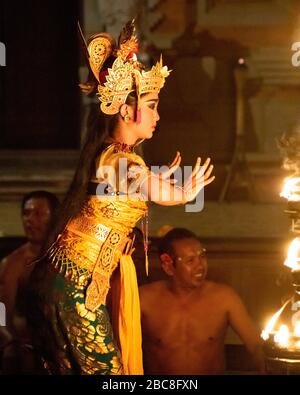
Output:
[[143, 298, 227, 344]]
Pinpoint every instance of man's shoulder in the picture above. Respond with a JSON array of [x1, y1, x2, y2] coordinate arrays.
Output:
[[139, 280, 168, 300], [0, 244, 28, 272], [139, 280, 169, 313], [2, 243, 28, 261], [139, 280, 167, 293], [205, 280, 238, 298], [203, 281, 243, 313]]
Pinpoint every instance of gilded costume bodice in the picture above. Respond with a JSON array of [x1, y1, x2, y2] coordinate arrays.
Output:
[[48, 143, 149, 311]]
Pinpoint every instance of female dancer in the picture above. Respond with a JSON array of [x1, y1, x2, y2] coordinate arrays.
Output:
[[27, 21, 215, 375]]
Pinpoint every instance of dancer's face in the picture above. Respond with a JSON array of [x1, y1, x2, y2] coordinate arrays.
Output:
[[128, 93, 160, 140]]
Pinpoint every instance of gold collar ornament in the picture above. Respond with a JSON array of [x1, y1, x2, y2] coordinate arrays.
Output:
[[79, 20, 170, 119]]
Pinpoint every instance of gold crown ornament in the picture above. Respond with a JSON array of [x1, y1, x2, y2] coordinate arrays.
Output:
[[78, 20, 170, 118]]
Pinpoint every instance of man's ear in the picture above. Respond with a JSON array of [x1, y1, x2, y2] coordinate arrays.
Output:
[[160, 253, 175, 276]]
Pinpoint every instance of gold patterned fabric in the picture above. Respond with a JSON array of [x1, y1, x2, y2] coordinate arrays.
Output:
[[45, 143, 148, 375], [47, 275, 123, 375]]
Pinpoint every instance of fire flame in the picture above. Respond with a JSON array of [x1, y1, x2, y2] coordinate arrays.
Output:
[[261, 300, 300, 349], [274, 325, 290, 347], [280, 177, 300, 201], [261, 301, 289, 341], [294, 322, 300, 337], [284, 237, 300, 270]]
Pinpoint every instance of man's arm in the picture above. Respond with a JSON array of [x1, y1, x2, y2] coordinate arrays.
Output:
[[225, 287, 267, 374], [0, 257, 20, 334]]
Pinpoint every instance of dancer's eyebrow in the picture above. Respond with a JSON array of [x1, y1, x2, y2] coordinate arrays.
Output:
[[145, 99, 159, 103]]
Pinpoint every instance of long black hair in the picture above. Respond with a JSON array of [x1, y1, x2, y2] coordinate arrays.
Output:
[[47, 106, 117, 247]]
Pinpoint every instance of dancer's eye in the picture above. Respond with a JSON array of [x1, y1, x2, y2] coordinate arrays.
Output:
[[148, 103, 156, 110]]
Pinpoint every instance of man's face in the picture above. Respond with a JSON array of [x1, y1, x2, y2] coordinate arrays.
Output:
[[22, 197, 51, 244], [171, 238, 208, 288]]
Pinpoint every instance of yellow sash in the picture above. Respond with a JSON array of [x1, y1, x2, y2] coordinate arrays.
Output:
[[118, 254, 144, 375]]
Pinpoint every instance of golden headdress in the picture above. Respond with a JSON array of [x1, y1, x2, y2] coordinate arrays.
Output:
[[79, 21, 170, 118]]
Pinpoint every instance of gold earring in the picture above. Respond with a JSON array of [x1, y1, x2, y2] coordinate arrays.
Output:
[[124, 114, 131, 123]]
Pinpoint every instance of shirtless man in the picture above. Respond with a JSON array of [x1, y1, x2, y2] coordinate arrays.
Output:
[[139, 228, 266, 375], [0, 190, 59, 373]]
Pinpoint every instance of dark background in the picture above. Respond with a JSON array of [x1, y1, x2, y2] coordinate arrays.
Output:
[[0, 0, 81, 149]]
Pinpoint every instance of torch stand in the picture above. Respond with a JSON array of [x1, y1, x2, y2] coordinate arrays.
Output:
[[263, 215, 300, 373], [263, 273, 300, 375]]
